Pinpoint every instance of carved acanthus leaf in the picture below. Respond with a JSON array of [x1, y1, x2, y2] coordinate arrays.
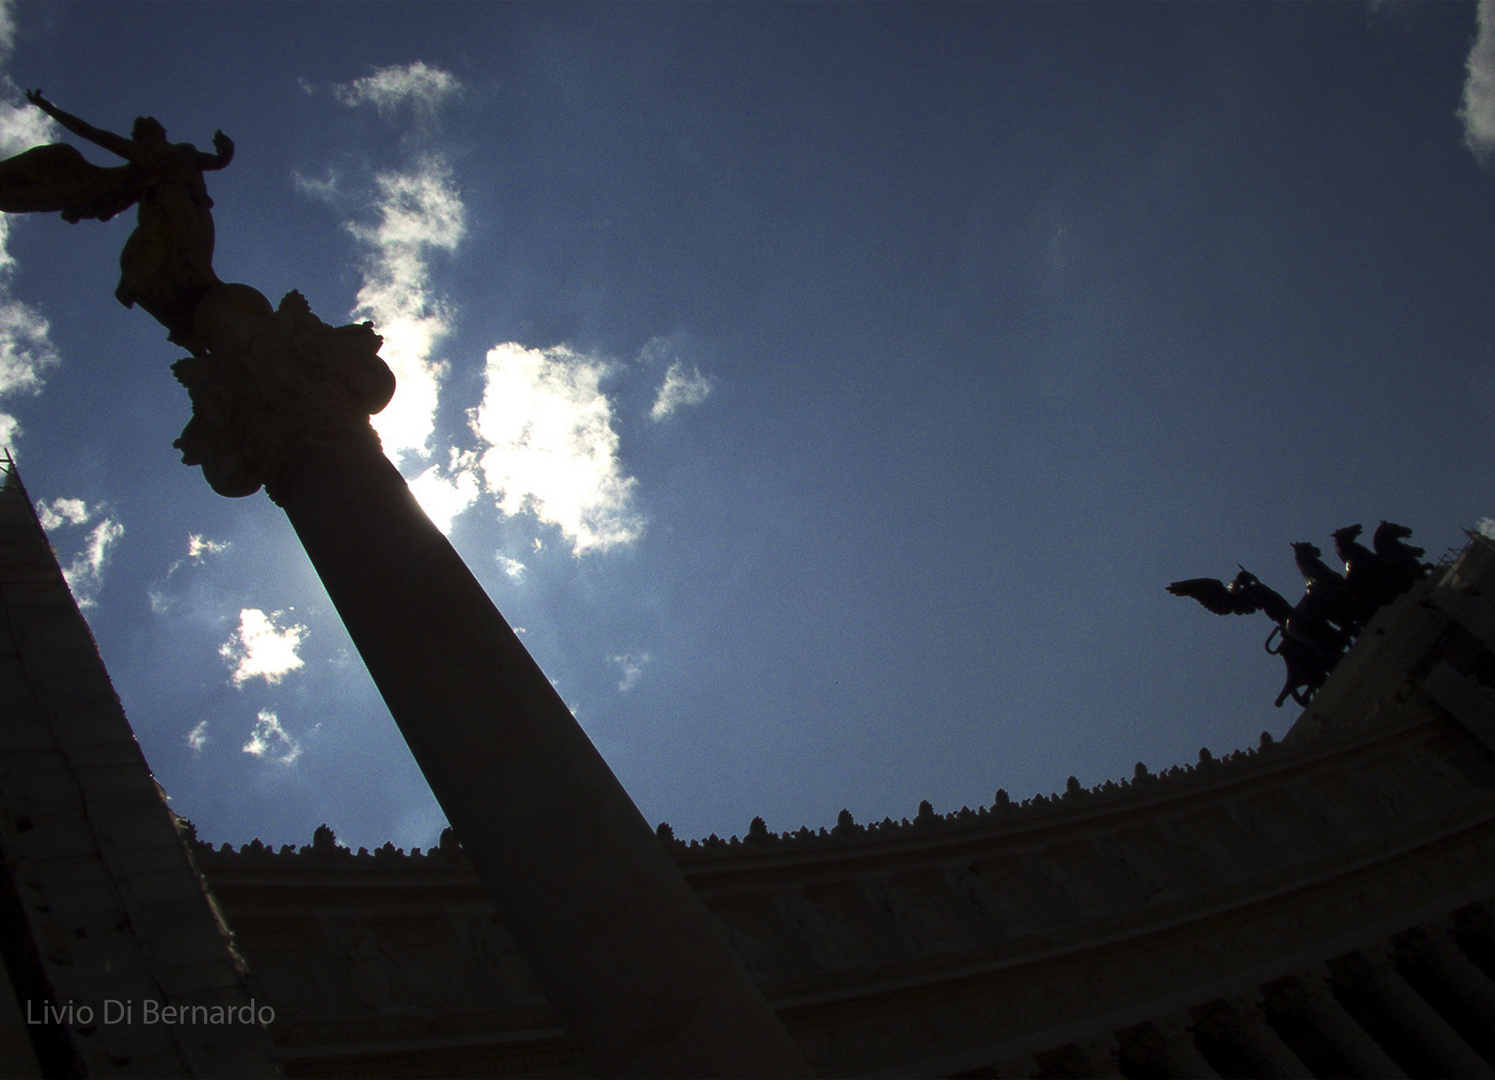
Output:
[[173, 289, 394, 498]]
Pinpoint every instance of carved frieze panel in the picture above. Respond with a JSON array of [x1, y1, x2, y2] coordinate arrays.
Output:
[[964, 855, 1048, 936], [458, 912, 546, 1009], [862, 875, 969, 958], [770, 888, 870, 972], [1104, 823, 1197, 906], [1162, 807, 1269, 884], [947, 863, 1037, 940]]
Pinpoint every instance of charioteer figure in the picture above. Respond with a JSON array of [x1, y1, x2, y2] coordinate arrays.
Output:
[[1168, 521, 1431, 708]]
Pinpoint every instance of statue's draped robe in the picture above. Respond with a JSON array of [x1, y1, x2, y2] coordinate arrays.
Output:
[[113, 141, 220, 338]]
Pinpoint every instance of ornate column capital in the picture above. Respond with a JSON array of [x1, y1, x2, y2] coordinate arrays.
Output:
[[1064, 1034, 1125, 1079], [1269, 965, 1337, 1013], [1397, 920, 1456, 964], [1137, 1012, 1220, 1079], [1330, 943, 1398, 987], [171, 285, 395, 498]]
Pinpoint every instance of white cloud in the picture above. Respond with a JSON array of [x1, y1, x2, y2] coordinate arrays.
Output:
[[0, 117, 60, 442], [242, 709, 303, 766], [0, 95, 53, 161], [354, 162, 466, 251], [1462, 0, 1495, 162], [650, 359, 713, 421], [0, 0, 56, 160], [38, 498, 121, 608], [470, 343, 643, 555], [63, 518, 123, 609], [292, 166, 343, 203], [1477, 516, 1495, 539], [150, 533, 231, 614], [306, 62, 473, 499], [186, 534, 230, 561], [0, 6, 61, 444], [407, 450, 480, 534], [0, 226, 58, 395], [37, 496, 88, 530], [186, 720, 209, 753], [497, 554, 526, 580], [334, 61, 461, 118], [609, 652, 651, 692], [220, 608, 307, 688], [347, 159, 465, 463]]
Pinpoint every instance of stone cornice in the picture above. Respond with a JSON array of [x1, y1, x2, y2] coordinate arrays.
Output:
[[188, 689, 1457, 883]]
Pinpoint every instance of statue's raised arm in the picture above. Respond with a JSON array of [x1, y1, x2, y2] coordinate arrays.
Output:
[[0, 90, 236, 353], [25, 88, 135, 159], [202, 130, 234, 172]]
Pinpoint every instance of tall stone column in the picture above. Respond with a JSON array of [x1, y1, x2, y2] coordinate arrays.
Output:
[[1335, 946, 1494, 1079], [173, 289, 811, 1078], [1194, 993, 1312, 1080], [1270, 967, 1407, 1079], [990, 1053, 1040, 1078], [1402, 922, 1495, 1031], [1127, 1013, 1219, 1079], [1062, 1034, 1126, 1079]]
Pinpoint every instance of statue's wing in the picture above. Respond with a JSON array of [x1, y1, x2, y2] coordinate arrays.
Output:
[[0, 143, 141, 222], [1167, 578, 1254, 616]]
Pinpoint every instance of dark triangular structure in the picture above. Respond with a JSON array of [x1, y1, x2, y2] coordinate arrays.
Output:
[[0, 458, 280, 1077]]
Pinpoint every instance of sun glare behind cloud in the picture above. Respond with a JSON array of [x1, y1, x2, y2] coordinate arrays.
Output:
[[220, 609, 308, 688], [471, 343, 644, 555]]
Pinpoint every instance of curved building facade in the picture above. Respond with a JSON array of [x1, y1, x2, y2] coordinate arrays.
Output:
[[2, 460, 1494, 1077]]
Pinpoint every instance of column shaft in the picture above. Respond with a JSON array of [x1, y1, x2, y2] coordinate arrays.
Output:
[[1425, 931, 1495, 1030], [1161, 1039, 1218, 1078], [268, 435, 809, 1078], [1201, 994, 1313, 1080], [1282, 974, 1407, 1079], [1154, 1015, 1219, 1079], [1359, 957, 1493, 1079]]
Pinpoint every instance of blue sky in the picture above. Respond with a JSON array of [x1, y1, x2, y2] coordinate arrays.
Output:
[[1, 1, 1493, 852]]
